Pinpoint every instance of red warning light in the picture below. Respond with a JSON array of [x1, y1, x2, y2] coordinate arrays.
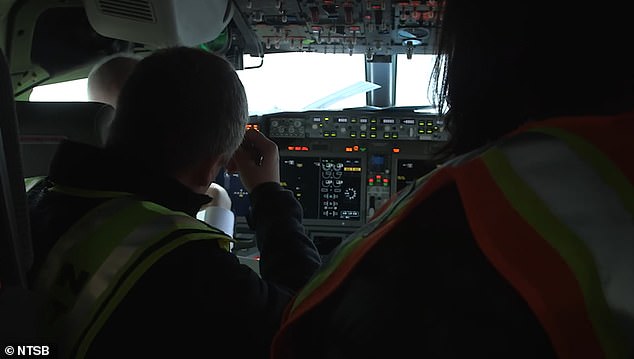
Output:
[[392, 148, 401, 153]]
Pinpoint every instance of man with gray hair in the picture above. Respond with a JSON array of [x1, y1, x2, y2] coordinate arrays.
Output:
[[27, 46, 321, 358]]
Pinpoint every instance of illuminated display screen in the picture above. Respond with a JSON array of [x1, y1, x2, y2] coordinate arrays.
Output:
[[214, 171, 250, 217], [395, 159, 437, 191], [280, 156, 362, 221]]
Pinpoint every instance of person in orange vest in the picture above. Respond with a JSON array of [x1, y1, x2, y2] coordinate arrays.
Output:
[[271, 1, 634, 358]]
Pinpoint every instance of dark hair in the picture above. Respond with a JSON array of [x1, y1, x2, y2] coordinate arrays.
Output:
[[431, 1, 634, 155], [106, 46, 248, 174]]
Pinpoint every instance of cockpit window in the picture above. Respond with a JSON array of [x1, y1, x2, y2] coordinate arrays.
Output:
[[395, 54, 436, 107], [28, 53, 437, 112], [29, 78, 89, 102], [238, 52, 366, 115]]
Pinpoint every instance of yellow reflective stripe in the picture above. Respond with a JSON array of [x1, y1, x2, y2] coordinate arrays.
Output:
[[51, 184, 132, 198], [34, 196, 142, 292], [291, 175, 426, 312], [63, 201, 163, 285], [37, 196, 229, 358], [75, 228, 226, 358], [131, 200, 231, 249], [291, 149, 485, 313], [483, 148, 628, 359], [24, 176, 45, 192], [529, 127, 634, 216]]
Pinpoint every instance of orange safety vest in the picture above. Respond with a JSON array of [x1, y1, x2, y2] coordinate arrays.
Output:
[[272, 112, 634, 359]]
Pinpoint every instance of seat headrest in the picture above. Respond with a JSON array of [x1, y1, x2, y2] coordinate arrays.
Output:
[[16, 101, 115, 177]]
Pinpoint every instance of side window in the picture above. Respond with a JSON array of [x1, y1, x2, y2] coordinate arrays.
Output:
[[395, 54, 437, 107], [29, 78, 89, 102]]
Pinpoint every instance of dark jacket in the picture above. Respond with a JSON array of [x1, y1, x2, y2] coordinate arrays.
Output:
[[27, 140, 321, 359]]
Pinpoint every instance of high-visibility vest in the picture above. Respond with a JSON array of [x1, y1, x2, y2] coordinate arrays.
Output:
[[33, 185, 232, 358], [272, 112, 634, 359]]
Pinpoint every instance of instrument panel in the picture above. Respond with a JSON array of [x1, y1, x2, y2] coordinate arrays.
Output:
[[223, 108, 447, 257]]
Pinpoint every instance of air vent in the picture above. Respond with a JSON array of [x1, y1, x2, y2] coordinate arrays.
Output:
[[98, 0, 155, 23]]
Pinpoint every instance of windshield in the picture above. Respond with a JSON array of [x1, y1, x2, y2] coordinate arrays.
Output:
[[29, 53, 437, 114]]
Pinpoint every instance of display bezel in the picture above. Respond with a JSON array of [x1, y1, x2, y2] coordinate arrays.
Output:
[[279, 150, 367, 227]]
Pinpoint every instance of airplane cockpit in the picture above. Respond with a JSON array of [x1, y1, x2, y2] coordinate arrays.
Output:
[[3, 2, 633, 357], [2, 0, 447, 272]]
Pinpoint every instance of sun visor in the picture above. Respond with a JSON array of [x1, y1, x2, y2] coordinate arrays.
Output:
[[83, 0, 233, 47]]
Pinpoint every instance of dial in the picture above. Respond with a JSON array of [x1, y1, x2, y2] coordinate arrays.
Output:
[[344, 187, 357, 200]]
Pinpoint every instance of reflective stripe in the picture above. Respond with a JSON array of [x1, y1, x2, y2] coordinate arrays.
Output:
[[501, 131, 634, 319], [289, 165, 457, 316], [34, 195, 140, 291], [530, 127, 634, 216], [24, 176, 45, 192], [457, 155, 606, 358], [35, 196, 230, 358], [289, 148, 484, 314], [486, 131, 632, 358]]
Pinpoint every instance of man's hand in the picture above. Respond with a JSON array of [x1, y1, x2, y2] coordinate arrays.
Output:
[[226, 129, 280, 192]]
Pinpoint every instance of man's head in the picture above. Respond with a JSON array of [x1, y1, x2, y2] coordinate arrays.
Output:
[[106, 46, 248, 191], [431, 0, 634, 155], [87, 54, 141, 108]]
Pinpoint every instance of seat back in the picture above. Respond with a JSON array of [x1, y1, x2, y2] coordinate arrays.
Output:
[[0, 48, 39, 343], [16, 101, 114, 177]]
